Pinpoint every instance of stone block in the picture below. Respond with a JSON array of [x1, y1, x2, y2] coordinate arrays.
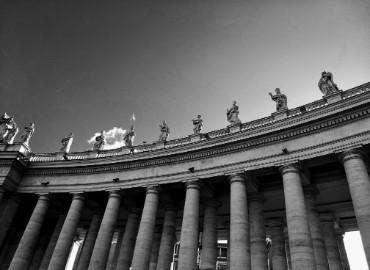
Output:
[[324, 91, 343, 104], [271, 110, 288, 121], [228, 123, 241, 133]]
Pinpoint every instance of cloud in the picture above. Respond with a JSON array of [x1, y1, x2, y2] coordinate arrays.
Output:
[[87, 127, 127, 150]]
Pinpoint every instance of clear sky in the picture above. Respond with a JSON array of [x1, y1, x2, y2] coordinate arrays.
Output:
[[1, 0, 369, 268]]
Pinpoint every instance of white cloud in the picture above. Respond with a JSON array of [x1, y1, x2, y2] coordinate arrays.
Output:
[[87, 127, 127, 150]]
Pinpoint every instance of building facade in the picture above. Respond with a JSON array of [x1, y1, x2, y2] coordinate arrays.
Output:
[[1, 82, 370, 270]]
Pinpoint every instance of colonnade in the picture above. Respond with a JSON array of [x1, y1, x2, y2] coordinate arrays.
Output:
[[0, 149, 369, 269]]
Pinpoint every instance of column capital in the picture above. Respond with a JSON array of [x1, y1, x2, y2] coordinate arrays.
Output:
[[203, 198, 220, 208], [164, 203, 177, 211], [338, 149, 365, 164], [36, 193, 52, 202], [303, 185, 319, 200], [128, 206, 142, 216], [108, 190, 122, 199], [320, 212, 335, 223], [146, 185, 160, 195], [228, 173, 246, 184], [71, 192, 86, 201], [185, 180, 200, 190], [247, 192, 265, 202], [279, 163, 301, 176], [267, 218, 286, 228]]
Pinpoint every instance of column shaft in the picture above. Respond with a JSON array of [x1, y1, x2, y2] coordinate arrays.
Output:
[[336, 232, 351, 270], [47, 193, 85, 270], [280, 164, 316, 270], [284, 234, 292, 270], [269, 220, 288, 270], [177, 181, 200, 270], [88, 191, 121, 270], [0, 186, 5, 205], [149, 229, 162, 270], [131, 186, 160, 270], [340, 150, 370, 266], [76, 214, 102, 270], [249, 194, 268, 270], [109, 229, 124, 270], [200, 200, 218, 270], [9, 194, 51, 270], [156, 205, 177, 270], [229, 174, 251, 270], [0, 193, 20, 248], [115, 208, 141, 270]]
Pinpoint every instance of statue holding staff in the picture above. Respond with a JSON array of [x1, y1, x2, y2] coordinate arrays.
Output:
[[269, 88, 288, 112], [60, 132, 74, 153], [192, 115, 203, 134]]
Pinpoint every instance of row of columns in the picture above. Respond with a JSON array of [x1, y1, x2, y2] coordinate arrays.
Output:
[[0, 149, 370, 269]]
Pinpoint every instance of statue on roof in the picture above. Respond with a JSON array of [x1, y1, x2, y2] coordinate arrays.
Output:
[[226, 101, 241, 125], [0, 112, 19, 144], [93, 130, 106, 150], [269, 88, 288, 112], [20, 123, 35, 145], [60, 132, 74, 153], [318, 71, 340, 96], [159, 121, 170, 141], [192, 115, 203, 134], [124, 125, 136, 147]]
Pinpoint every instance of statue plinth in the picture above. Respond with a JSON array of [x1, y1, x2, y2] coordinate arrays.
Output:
[[228, 123, 242, 133], [189, 134, 202, 143], [0, 142, 32, 157], [155, 140, 166, 149], [271, 110, 288, 121], [323, 91, 343, 104]]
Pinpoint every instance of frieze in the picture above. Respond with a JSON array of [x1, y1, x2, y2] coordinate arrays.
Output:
[[26, 105, 370, 176]]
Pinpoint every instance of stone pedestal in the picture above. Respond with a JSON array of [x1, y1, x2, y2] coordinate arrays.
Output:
[[155, 141, 166, 149], [156, 205, 177, 270], [178, 181, 200, 270], [189, 134, 202, 143], [116, 207, 141, 270], [323, 91, 343, 104], [272, 110, 288, 121], [0, 142, 32, 157], [131, 186, 160, 270], [248, 193, 268, 270], [48, 193, 85, 270], [269, 219, 288, 270], [9, 194, 51, 270], [88, 191, 122, 270], [200, 199, 219, 270], [228, 174, 251, 270], [228, 123, 242, 134], [279, 164, 316, 270], [339, 150, 370, 267], [320, 213, 343, 270]]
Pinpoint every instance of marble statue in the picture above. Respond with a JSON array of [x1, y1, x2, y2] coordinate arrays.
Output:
[[0, 112, 19, 144], [192, 115, 203, 134], [93, 130, 106, 150], [159, 121, 170, 141], [20, 123, 35, 145], [226, 101, 241, 125], [124, 125, 136, 147], [60, 132, 74, 153], [269, 88, 288, 112], [318, 71, 340, 95]]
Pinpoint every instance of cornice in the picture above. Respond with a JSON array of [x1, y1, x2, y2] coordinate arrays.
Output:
[[25, 105, 370, 176]]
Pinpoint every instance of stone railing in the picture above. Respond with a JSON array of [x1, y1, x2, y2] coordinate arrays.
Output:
[[29, 82, 370, 163]]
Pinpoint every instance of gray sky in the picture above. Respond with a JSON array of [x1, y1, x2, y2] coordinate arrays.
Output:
[[1, 0, 370, 153]]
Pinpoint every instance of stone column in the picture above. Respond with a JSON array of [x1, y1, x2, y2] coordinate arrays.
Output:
[[47, 193, 85, 270], [9, 194, 52, 270], [249, 193, 268, 270], [228, 173, 251, 270], [39, 215, 67, 270], [115, 207, 141, 270], [304, 187, 330, 270], [269, 219, 288, 270], [0, 186, 5, 204], [279, 164, 316, 270], [335, 229, 351, 270], [226, 222, 230, 270], [320, 213, 343, 270], [0, 192, 20, 248], [131, 186, 160, 270], [339, 149, 370, 266], [109, 229, 124, 270], [200, 199, 219, 270], [284, 233, 292, 270], [76, 214, 102, 270], [88, 190, 122, 270], [72, 241, 84, 270], [149, 227, 162, 270], [156, 205, 177, 270], [177, 180, 200, 270]]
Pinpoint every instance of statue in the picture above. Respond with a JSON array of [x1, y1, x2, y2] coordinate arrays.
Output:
[[269, 88, 288, 112], [93, 130, 106, 150], [192, 115, 203, 134], [318, 71, 340, 96], [60, 132, 74, 153], [0, 112, 19, 144], [159, 121, 170, 141], [20, 123, 35, 145], [226, 101, 241, 125], [124, 125, 136, 147]]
